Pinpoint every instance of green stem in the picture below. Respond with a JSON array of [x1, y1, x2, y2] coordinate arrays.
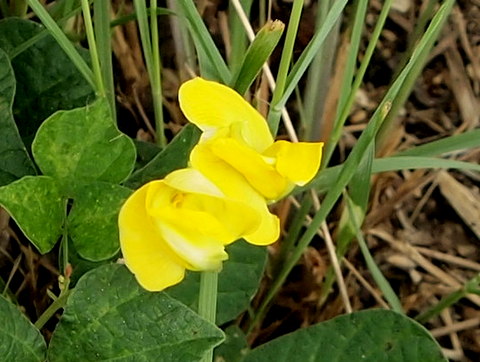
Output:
[[34, 290, 71, 329], [267, 0, 304, 135], [167, 0, 196, 81], [36, 200, 72, 330], [416, 273, 480, 323], [61, 198, 69, 275], [61, 232, 69, 276], [198, 271, 218, 362], [81, 0, 105, 97]]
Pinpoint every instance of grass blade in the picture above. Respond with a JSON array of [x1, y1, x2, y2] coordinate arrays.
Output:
[[176, 0, 231, 83], [230, 20, 284, 94], [323, 0, 393, 166], [346, 195, 404, 313], [267, 0, 305, 134], [252, 0, 455, 328], [274, 0, 348, 114], [27, 0, 95, 90], [395, 129, 480, 157], [93, 0, 115, 117]]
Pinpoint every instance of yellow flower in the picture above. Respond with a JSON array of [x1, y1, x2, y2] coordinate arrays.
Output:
[[119, 168, 264, 291], [179, 77, 324, 201]]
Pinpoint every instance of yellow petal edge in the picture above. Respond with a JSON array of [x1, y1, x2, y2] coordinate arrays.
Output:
[[179, 77, 274, 152]]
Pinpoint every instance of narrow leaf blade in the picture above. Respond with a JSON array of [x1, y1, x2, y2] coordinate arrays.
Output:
[[231, 20, 284, 94]]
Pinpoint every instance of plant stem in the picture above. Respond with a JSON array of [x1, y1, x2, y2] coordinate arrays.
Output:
[[81, 0, 105, 97], [416, 273, 480, 323], [198, 270, 218, 362], [34, 290, 71, 329], [61, 198, 69, 275]]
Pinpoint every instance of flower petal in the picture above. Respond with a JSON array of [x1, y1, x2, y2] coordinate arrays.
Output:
[[178, 77, 274, 151], [207, 137, 290, 200], [264, 140, 324, 186], [243, 203, 280, 246], [146, 178, 261, 269], [155, 220, 229, 271], [190, 144, 280, 245], [118, 182, 185, 291], [164, 168, 223, 197]]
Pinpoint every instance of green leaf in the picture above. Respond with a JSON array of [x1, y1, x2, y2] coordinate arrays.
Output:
[[231, 20, 285, 94], [67, 241, 114, 286], [48, 264, 224, 361], [133, 139, 162, 168], [68, 182, 132, 261], [0, 295, 46, 362], [0, 48, 35, 186], [245, 310, 445, 362], [125, 124, 201, 189], [0, 18, 94, 143], [168, 240, 267, 325], [214, 325, 249, 362], [0, 176, 64, 253], [32, 99, 136, 195]]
